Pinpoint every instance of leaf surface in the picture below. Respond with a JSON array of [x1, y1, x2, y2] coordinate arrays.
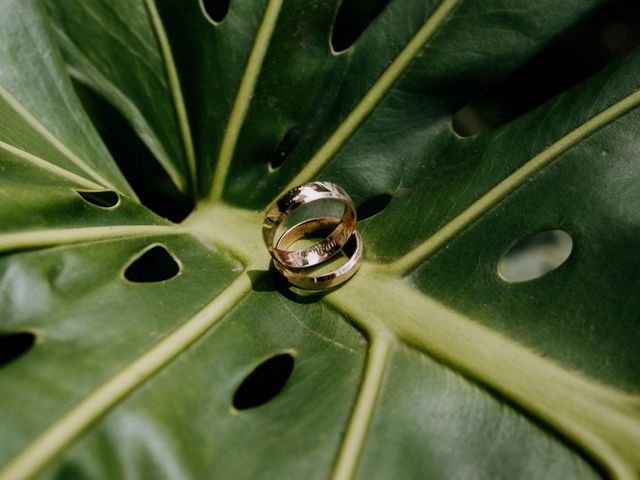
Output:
[[1, 0, 639, 479]]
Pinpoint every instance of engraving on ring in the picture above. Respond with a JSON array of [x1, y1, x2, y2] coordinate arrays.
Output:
[[263, 183, 362, 290]]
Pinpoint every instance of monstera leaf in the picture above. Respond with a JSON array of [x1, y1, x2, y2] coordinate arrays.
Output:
[[1, 0, 639, 478]]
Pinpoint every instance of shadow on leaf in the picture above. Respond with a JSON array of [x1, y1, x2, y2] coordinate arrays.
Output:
[[247, 267, 341, 304]]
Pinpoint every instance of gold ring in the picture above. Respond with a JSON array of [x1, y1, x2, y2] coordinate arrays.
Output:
[[273, 217, 362, 290], [262, 181, 356, 268]]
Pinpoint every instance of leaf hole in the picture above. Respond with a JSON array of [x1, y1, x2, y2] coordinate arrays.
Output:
[[269, 126, 303, 170], [232, 353, 294, 410], [124, 245, 181, 283], [201, 0, 230, 24], [76, 190, 120, 208], [331, 0, 391, 53], [0, 332, 36, 367], [357, 193, 392, 220], [499, 230, 573, 283], [452, 0, 640, 137], [73, 81, 194, 222]]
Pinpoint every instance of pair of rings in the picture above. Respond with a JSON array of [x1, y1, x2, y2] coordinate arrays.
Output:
[[262, 181, 362, 290]]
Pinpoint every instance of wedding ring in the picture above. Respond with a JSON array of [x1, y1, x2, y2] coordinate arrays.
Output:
[[262, 181, 356, 269], [273, 217, 362, 290]]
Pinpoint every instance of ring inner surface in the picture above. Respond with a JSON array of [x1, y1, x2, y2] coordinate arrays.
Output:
[[273, 196, 355, 267], [276, 217, 359, 275]]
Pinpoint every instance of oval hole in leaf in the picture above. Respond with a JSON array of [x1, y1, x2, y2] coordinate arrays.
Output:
[[76, 190, 119, 208], [124, 245, 181, 283], [269, 126, 302, 170], [233, 353, 294, 410], [0, 332, 36, 367], [201, 0, 230, 23], [357, 193, 392, 220], [331, 0, 390, 53], [499, 230, 573, 283]]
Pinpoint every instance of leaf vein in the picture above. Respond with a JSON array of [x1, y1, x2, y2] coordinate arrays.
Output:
[[0, 83, 116, 190], [208, 0, 284, 202], [144, 0, 197, 193], [0, 225, 179, 253], [270, 0, 461, 204], [330, 335, 392, 480], [0, 139, 102, 189], [391, 88, 640, 274], [0, 274, 252, 480]]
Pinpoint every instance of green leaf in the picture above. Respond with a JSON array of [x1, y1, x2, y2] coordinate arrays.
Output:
[[1, 0, 639, 479]]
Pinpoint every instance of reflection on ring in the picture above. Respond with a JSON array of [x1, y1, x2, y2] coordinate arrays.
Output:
[[263, 182, 362, 290]]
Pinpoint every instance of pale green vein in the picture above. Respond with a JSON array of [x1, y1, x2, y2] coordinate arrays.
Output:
[[273, 0, 460, 202], [0, 225, 180, 253], [0, 140, 103, 189], [0, 83, 117, 191], [52, 24, 187, 194], [144, 0, 197, 192], [0, 274, 252, 480], [183, 203, 266, 267], [208, 0, 284, 203], [331, 334, 392, 480], [330, 266, 640, 480], [391, 89, 640, 275]]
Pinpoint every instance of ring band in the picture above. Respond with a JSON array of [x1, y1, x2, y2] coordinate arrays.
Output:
[[262, 181, 356, 268], [273, 217, 362, 290]]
